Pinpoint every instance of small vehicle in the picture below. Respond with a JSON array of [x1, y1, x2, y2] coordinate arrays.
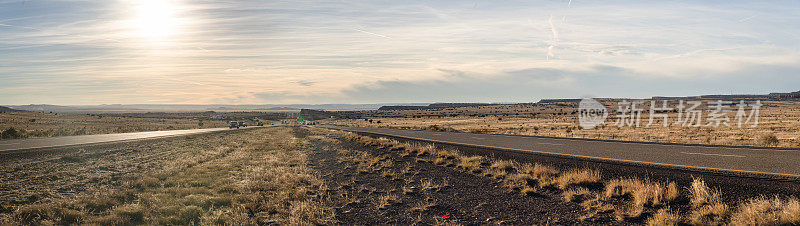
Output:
[[229, 121, 239, 129], [257, 122, 263, 126], [237, 121, 247, 127]]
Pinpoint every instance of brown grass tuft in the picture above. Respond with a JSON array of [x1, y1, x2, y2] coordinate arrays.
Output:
[[604, 178, 678, 209], [457, 156, 487, 173], [563, 188, 593, 202], [646, 208, 681, 226], [689, 177, 721, 208], [730, 196, 800, 225], [554, 169, 601, 189], [689, 202, 729, 225]]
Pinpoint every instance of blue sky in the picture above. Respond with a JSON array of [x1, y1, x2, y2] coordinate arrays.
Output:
[[1, 0, 799, 105]]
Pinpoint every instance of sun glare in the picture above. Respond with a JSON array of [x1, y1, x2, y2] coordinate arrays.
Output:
[[133, 0, 178, 38]]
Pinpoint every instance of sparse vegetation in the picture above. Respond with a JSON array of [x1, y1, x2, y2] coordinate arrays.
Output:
[[0, 127, 334, 225], [554, 169, 601, 189], [328, 100, 800, 148], [730, 196, 800, 225], [0, 111, 228, 140], [343, 132, 800, 225], [646, 208, 680, 226], [759, 133, 780, 147], [1, 127, 19, 139]]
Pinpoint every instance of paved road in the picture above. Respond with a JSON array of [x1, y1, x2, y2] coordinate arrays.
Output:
[[0, 127, 251, 152], [323, 126, 800, 178]]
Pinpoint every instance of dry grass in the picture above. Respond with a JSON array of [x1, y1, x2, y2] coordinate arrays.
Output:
[[409, 200, 437, 213], [420, 179, 449, 192], [604, 178, 679, 208], [339, 132, 800, 226], [457, 156, 488, 173], [690, 177, 722, 208], [503, 173, 536, 190], [376, 194, 401, 210], [730, 196, 800, 225], [326, 100, 800, 148], [553, 169, 602, 189], [1, 127, 334, 225], [689, 202, 730, 225], [521, 187, 539, 196], [563, 188, 593, 202], [0, 111, 226, 140], [646, 208, 681, 226]]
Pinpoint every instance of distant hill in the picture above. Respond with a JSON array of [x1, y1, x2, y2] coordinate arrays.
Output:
[[0, 106, 22, 112]]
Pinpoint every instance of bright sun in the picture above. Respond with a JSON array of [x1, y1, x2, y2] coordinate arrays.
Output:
[[133, 0, 179, 38]]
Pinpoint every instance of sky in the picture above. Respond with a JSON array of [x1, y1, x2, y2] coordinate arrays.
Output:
[[1, 0, 799, 105]]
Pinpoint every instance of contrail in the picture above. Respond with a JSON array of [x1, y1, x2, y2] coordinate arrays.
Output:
[[547, 15, 559, 60], [548, 15, 559, 41], [568, 0, 572, 8], [353, 28, 391, 39], [738, 15, 756, 22]]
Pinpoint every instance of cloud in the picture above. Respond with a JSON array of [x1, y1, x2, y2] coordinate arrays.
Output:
[[1, 0, 799, 104]]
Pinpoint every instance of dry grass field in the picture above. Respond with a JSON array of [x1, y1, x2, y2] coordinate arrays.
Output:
[[0, 111, 228, 140], [328, 100, 800, 148], [0, 127, 334, 225]]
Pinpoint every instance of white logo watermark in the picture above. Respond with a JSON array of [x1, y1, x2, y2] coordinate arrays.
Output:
[[578, 98, 608, 129], [578, 99, 762, 129]]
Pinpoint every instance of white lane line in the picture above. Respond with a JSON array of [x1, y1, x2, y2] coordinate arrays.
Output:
[[681, 152, 746, 158], [471, 137, 486, 140], [537, 142, 564, 146], [0, 143, 21, 146]]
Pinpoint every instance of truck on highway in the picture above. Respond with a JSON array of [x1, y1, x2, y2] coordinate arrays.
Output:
[[229, 121, 239, 129]]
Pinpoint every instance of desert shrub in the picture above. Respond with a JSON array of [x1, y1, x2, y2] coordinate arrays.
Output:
[[758, 134, 779, 146], [422, 125, 458, 132], [1, 127, 20, 139]]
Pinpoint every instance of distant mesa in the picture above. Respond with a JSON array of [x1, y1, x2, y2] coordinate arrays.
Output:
[[259, 107, 299, 111], [378, 103, 497, 111], [537, 99, 582, 103], [542, 90, 800, 103]]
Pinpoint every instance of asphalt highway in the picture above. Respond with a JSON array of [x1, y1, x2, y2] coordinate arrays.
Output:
[[322, 126, 800, 179], [0, 127, 248, 152]]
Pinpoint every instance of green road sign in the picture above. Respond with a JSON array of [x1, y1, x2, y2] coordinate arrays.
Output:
[[297, 116, 304, 121]]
